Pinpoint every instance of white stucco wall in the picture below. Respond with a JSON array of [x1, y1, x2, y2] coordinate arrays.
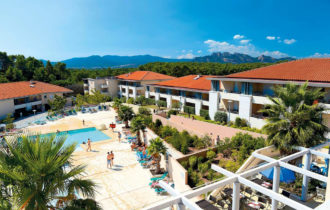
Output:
[[0, 99, 15, 119]]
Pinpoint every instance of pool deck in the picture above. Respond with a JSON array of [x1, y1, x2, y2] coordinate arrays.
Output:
[[25, 110, 169, 209]]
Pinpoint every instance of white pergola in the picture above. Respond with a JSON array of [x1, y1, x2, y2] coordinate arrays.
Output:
[[144, 143, 330, 210]]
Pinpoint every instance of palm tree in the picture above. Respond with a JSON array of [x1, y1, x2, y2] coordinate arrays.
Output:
[[0, 134, 100, 210], [130, 115, 147, 145], [260, 82, 328, 153], [118, 105, 134, 128], [148, 138, 167, 174], [112, 98, 122, 110]]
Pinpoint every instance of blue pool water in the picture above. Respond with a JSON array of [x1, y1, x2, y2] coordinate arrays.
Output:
[[41, 127, 111, 150]]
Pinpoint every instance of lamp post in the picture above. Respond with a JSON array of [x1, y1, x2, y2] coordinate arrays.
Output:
[[227, 100, 232, 124]]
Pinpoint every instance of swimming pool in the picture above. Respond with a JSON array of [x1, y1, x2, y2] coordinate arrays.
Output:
[[41, 127, 111, 150]]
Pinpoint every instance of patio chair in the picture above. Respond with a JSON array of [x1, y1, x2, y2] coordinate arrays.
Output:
[[257, 197, 268, 208], [245, 188, 253, 198], [316, 187, 326, 201], [150, 172, 168, 182], [209, 195, 217, 203], [281, 190, 290, 198]]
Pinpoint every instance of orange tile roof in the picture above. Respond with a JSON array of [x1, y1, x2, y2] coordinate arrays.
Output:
[[223, 58, 330, 83], [0, 81, 73, 100], [153, 75, 216, 91], [116, 71, 175, 81]]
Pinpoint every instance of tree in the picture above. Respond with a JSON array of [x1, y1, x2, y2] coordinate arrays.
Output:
[[260, 82, 328, 153], [135, 95, 146, 105], [156, 100, 167, 109], [148, 138, 167, 174], [138, 107, 151, 116], [130, 115, 147, 145], [48, 95, 67, 112], [2, 113, 14, 130], [214, 111, 227, 123], [172, 101, 181, 110], [118, 105, 134, 128], [112, 97, 122, 109], [5, 66, 24, 81], [0, 134, 98, 209]]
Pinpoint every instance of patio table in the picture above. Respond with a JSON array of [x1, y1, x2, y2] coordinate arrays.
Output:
[[248, 201, 261, 209]]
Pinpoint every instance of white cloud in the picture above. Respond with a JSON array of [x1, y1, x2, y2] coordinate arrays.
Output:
[[310, 52, 330, 58], [177, 53, 195, 59], [204, 39, 288, 58], [197, 50, 202, 53], [283, 39, 296, 45], [262, 50, 288, 58], [240, 39, 251, 44], [162, 56, 172, 59], [233, 34, 244, 40], [266, 36, 276, 40]]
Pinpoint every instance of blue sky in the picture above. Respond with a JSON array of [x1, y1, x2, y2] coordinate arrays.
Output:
[[0, 0, 329, 61]]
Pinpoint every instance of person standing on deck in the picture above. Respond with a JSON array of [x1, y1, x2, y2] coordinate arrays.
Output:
[[107, 152, 111, 168], [118, 131, 121, 142], [87, 138, 92, 152], [109, 151, 114, 168]]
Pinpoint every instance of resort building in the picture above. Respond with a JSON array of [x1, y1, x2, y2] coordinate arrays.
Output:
[[0, 81, 73, 119], [83, 71, 175, 99], [207, 58, 330, 129], [146, 75, 215, 115]]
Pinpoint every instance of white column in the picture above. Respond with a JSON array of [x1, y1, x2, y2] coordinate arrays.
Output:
[[195, 100, 202, 115], [180, 96, 186, 112], [132, 87, 137, 99], [271, 165, 280, 210], [208, 91, 219, 120], [301, 152, 311, 201], [119, 85, 123, 97], [232, 181, 240, 210], [326, 166, 330, 200], [239, 95, 252, 120], [145, 90, 150, 98], [166, 95, 172, 109], [124, 86, 129, 98], [155, 93, 160, 101]]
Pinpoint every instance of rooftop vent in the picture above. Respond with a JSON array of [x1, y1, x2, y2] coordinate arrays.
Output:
[[30, 84, 35, 88], [30, 80, 36, 84], [193, 75, 201, 80]]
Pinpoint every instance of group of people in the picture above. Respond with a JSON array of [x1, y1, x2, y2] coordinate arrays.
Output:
[[107, 151, 115, 169]]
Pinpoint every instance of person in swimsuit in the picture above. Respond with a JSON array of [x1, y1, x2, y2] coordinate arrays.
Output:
[[87, 138, 91, 152], [118, 132, 121, 142], [107, 152, 111, 168], [109, 151, 114, 168]]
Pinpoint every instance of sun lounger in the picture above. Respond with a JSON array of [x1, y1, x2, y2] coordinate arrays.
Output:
[[150, 172, 168, 182]]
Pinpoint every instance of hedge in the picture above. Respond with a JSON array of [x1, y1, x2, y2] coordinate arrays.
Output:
[[184, 105, 195, 114]]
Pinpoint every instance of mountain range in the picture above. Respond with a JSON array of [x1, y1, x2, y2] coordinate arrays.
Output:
[[44, 52, 294, 69]]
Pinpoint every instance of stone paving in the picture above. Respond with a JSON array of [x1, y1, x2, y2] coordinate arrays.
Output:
[[25, 110, 169, 209]]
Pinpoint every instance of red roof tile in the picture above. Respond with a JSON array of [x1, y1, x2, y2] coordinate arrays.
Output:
[[153, 75, 217, 91], [223, 58, 330, 83], [116, 71, 175, 81], [0, 81, 73, 100]]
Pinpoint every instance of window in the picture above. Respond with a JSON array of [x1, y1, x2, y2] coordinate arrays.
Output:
[[211, 80, 220, 91]]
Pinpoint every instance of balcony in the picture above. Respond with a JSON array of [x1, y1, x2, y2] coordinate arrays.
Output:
[[14, 100, 42, 109], [221, 92, 240, 101]]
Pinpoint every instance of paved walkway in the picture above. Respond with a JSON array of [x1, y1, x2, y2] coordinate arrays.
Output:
[[153, 115, 266, 142], [26, 110, 169, 209]]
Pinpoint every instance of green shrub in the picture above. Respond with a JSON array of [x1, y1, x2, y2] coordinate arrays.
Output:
[[160, 126, 175, 138], [184, 105, 195, 115], [207, 169, 215, 180], [156, 100, 167, 108], [198, 163, 209, 174], [206, 150, 216, 160], [200, 109, 210, 120], [120, 96, 127, 103], [234, 117, 248, 127], [197, 156, 205, 164], [172, 101, 181, 110], [181, 161, 188, 169], [181, 141, 189, 154], [167, 109, 178, 118], [146, 98, 155, 105], [136, 95, 146, 105], [188, 156, 198, 169], [155, 119, 163, 128], [194, 135, 212, 149], [214, 111, 227, 123], [127, 97, 135, 104], [138, 107, 151, 116]]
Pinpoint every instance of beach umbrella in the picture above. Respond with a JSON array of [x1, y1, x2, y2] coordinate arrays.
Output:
[[260, 166, 296, 184]]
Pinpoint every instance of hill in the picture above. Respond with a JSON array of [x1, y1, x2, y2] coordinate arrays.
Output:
[[41, 52, 294, 68]]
